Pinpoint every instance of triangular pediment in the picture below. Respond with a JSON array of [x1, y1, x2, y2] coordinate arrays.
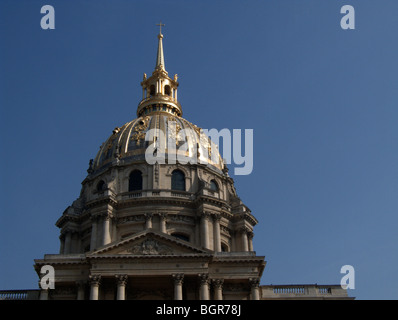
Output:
[[89, 230, 211, 257]]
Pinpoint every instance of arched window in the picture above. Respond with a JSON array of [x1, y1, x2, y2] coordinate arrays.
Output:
[[97, 180, 106, 192], [221, 243, 229, 252], [171, 233, 190, 242], [149, 85, 156, 96], [171, 169, 185, 191], [164, 85, 171, 96], [129, 170, 143, 191], [210, 180, 218, 192]]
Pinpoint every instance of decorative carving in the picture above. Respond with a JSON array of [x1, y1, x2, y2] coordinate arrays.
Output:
[[88, 274, 101, 285], [212, 279, 224, 289], [170, 215, 194, 224], [130, 131, 146, 145], [220, 225, 231, 236], [198, 273, 209, 285], [118, 215, 145, 224], [87, 159, 93, 174], [172, 273, 184, 285], [128, 239, 173, 255], [249, 277, 260, 288], [167, 116, 182, 144], [159, 212, 168, 220], [154, 162, 159, 185], [239, 226, 250, 234], [115, 274, 128, 286], [130, 116, 150, 145]]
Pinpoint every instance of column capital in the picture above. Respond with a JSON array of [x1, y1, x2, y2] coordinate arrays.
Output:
[[239, 226, 250, 234], [89, 274, 101, 286], [212, 214, 222, 222], [172, 273, 184, 285], [101, 213, 113, 220], [115, 274, 128, 286], [198, 273, 209, 285], [144, 212, 153, 220], [201, 212, 211, 219], [249, 277, 260, 288], [212, 278, 224, 289], [159, 212, 168, 219]]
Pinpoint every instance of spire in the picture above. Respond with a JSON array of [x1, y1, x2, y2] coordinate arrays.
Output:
[[137, 23, 182, 117], [155, 22, 166, 71]]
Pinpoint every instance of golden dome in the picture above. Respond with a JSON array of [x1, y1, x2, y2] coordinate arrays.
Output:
[[91, 113, 224, 173], [88, 29, 225, 175]]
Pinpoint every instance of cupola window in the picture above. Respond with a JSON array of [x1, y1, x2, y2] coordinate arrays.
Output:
[[97, 180, 106, 192], [129, 170, 143, 191], [171, 169, 185, 191], [149, 85, 156, 96], [164, 85, 171, 96], [210, 180, 218, 192]]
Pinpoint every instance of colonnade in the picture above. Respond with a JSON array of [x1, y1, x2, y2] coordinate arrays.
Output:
[[44, 274, 261, 300], [60, 211, 255, 254]]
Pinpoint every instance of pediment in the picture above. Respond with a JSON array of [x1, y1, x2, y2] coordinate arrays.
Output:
[[89, 230, 210, 257]]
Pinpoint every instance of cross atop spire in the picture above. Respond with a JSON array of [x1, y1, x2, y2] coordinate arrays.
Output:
[[155, 21, 166, 71], [156, 21, 165, 35]]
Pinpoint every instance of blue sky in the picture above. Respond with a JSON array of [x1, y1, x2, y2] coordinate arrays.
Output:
[[1, 0, 397, 300]]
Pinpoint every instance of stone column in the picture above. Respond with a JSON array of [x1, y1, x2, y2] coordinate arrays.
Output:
[[195, 219, 200, 247], [64, 230, 72, 254], [71, 231, 80, 253], [249, 278, 260, 300], [145, 213, 153, 229], [102, 216, 111, 246], [159, 213, 167, 233], [240, 227, 249, 252], [39, 288, 49, 300], [172, 273, 184, 300], [115, 274, 128, 300], [76, 281, 85, 300], [213, 215, 221, 252], [198, 274, 210, 300], [89, 274, 101, 300], [248, 232, 254, 252], [90, 216, 98, 251], [200, 213, 210, 249], [112, 218, 117, 242], [212, 279, 224, 300], [59, 234, 65, 254]]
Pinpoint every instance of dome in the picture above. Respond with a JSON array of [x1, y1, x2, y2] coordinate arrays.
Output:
[[46, 28, 263, 296], [88, 29, 225, 176], [91, 112, 225, 173]]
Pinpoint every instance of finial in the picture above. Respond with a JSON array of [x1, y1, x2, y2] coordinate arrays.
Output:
[[155, 21, 166, 71], [156, 21, 165, 35]]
